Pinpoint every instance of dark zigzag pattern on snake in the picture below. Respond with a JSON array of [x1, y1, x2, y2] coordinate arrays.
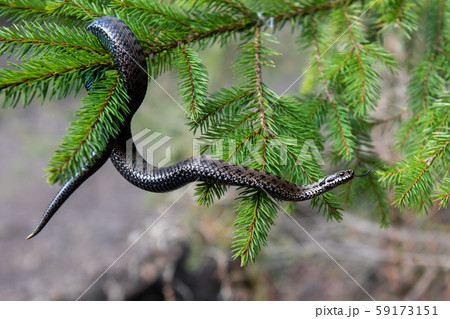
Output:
[[27, 16, 368, 239]]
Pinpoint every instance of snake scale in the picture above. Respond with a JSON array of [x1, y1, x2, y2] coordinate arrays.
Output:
[[27, 16, 369, 239]]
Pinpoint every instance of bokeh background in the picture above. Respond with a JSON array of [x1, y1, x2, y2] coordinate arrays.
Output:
[[1, 20, 449, 301]]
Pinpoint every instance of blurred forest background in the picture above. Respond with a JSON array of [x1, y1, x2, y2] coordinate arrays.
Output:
[[1, 13, 450, 300]]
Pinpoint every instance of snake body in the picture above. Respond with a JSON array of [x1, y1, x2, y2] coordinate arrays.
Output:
[[27, 16, 366, 239]]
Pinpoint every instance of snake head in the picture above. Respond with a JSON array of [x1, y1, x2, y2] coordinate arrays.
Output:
[[299, 169, 355, 200], [322, 169, 355, 188]]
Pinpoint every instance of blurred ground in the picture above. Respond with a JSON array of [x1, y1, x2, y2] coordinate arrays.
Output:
[[1, 24, 449, 301]]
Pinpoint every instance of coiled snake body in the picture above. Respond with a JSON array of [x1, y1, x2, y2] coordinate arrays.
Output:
[[27, 16, 368, 239]]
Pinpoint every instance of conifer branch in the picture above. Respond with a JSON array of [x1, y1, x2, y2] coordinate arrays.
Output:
[[214, 0, 252, 17], [0, 21, 106, 58], [0, 0, 46, 21], [174, 45, 208, 120], [342, 6, 366, 110], [142, 0, 357, 55], [306, 96, 326, 120], [194, 182, 228, 207], [232, 189, 279, 265], [0, 56, 110, 108], [376, 0, 422, 38], [253, 26, 271, 137], [396, 114, 419, 151], [1, 0, 448, 265], [234, 192, 261, 262], [47, 70, 129, 184], [179, 46, 198, 115], [143, 19, 251, 55], [434, 178, 450, 209], [193, 88, 256, 133], [48, 73, 121, 179], [112, 0, 196, 32], [394, 162, 430, 210], [309, 14, 354, 159], [227, 128, 261, 161], [46, 0, 109, 21], [367, 173, 390, 227]]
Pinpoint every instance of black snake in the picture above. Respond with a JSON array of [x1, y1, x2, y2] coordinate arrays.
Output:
[[27, 16, 369, 239]]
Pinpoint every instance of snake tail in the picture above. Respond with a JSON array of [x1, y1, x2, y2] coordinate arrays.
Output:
[[26, 154, 109, 239], [27, 16, 148, 239]]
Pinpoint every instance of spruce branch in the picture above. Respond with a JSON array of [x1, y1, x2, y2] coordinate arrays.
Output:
[[46, 0, 111, 21], [0, 21, 106, 59], [194, 182, 228, 207], [232, 188, 279, 265], [206, 0, 253, 17], [47, 70, 129, 184], [355, 131, 391, 227], [139, 0, 358, 55], [1, 0, 448, 266], [112, 0, 196, 33], [174, 44, 209, 120], [201, 28, 284, 263], [307, 14, 355, 160], [0, 0, 46, 21], [253, 26, 272, 137], [376, 0, 422, 38], [367, 173, 391, 227], [0, 54, 110, 108], [380, 113, 449, 213], [335, 5, 398, 117], [396, 0, 448, 156], [191, 87, 256, 134], [434, 178, 450, 209]]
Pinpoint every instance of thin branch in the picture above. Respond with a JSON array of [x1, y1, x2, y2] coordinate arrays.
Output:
[[396, 142, 447, 205], [367, 174, 389, 226], [395, 0, 407, 26], [128, 2, 197, 32], [308, 96, 326, 120], [227, 128, 261, 161], [143, 0, 358, 56], [310, 15, 350, 157], [201, 110, 258, 153], [0, 60, 112, 90], [399, 113, 420, 149], [196, 89, 256, 126], [66, 0, 102, 18], [343, 7, 366, 107], [179, 45, 198, 117], [215, 0, 253, 17], [51, 73, 120, 176], [0, 34, 106, 56], [253, 25, 271, 136], [396, 162, 429, 205], [371, 110, 407, 126], [237, 193, 262, 259], [0, 1, 46, 14]]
